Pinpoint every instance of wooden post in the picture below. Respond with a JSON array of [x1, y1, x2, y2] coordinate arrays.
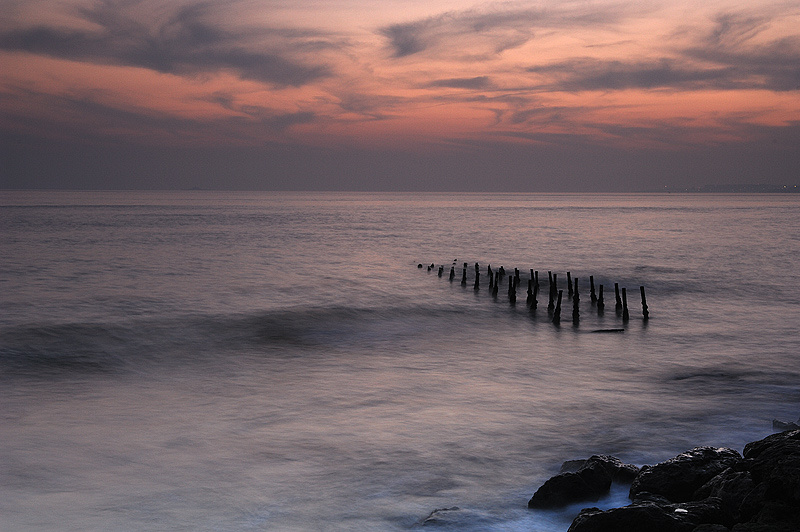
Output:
[[553, 290, 563, 323], [526, 279, 534, 305], [640, 286, 649, 320], [534, 270, 539, 291], [492, 273, 499, 296], [488, 267, 494, 289], [474, 271, 480, 290], [622, 288, 629, 321], [449, 266, 455, 281], [572, 278, 580, 323], [438, 265, 443, 277], [530, 283, 538, 311], [590, 275, 597, 304], [508, 276, 516, 304], [461, 265, 467, 286], [598, 285, 605, 310], [514, 268, 520, 288], [567, 271, 573, 298], [615, 283, 622, 310], [548, 272, 555, 311]]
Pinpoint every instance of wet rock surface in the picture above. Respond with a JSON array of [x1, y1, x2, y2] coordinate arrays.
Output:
[[528, 455, 640, 509], [529, 430, 800, 532]]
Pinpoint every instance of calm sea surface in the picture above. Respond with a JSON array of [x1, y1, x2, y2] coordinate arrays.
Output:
[[1, 191, 799, 531]]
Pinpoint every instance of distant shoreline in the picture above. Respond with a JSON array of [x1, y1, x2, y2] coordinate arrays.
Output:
[[650, 184, 799, 193]]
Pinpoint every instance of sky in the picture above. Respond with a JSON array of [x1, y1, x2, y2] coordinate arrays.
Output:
[[1, 0, 799, 191]]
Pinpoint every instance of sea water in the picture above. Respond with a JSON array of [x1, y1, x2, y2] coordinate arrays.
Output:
[[1, 191, 799, 532]]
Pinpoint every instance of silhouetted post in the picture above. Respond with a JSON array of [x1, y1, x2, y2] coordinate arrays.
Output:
[[598, 285, 605, 311], [534, 270, 539, 291], [418, 263, 423, 268], [640, 286, 649, 320], [615, 283, 622, 311], [508, 277, 516, 304], [526, 279, 534, 305], [499, 266, 506, 278], [474, 271, 480, 290], [461, 266, 467, 286], [487, 264, 492, 276], [449, 266, 455, 281], [590, 275, 597, 304], [530, 269, 534, 284], [530, 283, 539, 311], [438, 265, 443, 277], [547, 271, 555, 312], [492, 273, 499, 296], [553, 290, 563, 323], [427, 264, 432, 271], [622, 288, 629, 321], [572, 278, 580, 323], [488, 268, 494, 289], [514, 268, 520, 288], [567, 272, 573, 298]]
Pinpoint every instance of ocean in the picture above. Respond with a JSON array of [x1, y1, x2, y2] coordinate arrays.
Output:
[[1, 191, 799, 532]]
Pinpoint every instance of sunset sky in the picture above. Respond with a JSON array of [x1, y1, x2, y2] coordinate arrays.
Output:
[[1, 0, 799, 191]]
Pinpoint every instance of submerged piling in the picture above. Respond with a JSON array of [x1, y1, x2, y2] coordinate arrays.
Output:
[[615, 283, 622, 311], [461, 265, 467, 286], [572, 278, 580, 323], [622, 287, 629, 321], [438, 265, 443, 277], [640, 286, 649, 320], [474, 271, 480, 290], [449, 266, 455, 281], [598, 285, 605, 312], [553, 290, 563, 323], [567, 272, 573, 298], [590, 276, 597, 304]]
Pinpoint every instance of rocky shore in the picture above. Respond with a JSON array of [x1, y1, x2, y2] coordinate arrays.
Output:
[[528, 429, 800, 531]]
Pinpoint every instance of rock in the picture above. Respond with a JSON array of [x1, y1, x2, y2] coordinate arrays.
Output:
[[771, 418, 800, 432], [629, 447, 742, 503], [567, 497, 727, 532], [692, 466, 755, 521], [528, 455, 639, 509]]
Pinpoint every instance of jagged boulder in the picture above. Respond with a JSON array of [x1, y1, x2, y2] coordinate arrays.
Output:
[[566, 497, 728, 532], [528, 455, 639, 509], [629, 447, 742, 503]]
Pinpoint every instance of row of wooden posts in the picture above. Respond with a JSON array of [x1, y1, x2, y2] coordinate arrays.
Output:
[[421, 262, 649, 324]]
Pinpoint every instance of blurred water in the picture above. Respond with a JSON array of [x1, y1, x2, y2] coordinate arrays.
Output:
[[1, 191, 799, 531]]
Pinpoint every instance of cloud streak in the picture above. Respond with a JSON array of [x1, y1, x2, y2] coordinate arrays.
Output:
[[0, 0, 334, 86]]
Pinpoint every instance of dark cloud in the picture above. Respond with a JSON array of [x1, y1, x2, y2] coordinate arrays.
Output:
[[378, 4, 633, 59], [527, 58, 738, 91], [425, 76, 492, 89], [0, 0, 332, 86]]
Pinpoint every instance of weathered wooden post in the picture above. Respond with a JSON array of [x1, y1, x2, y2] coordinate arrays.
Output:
[[449, 266, 455, 281], [553, 290, 563, 323], [572, 278, 580, 323], [461, 265, 467, 286], [438, 265, 443, 277], [499, 266, 506, 278], [530, 283, 539, 311], [640, 286, 649, 320], [488, 267, 494, 289], [622, 287, 629, 321], [508, 276, 516, 304], [526, 279, 534, 305], [567, 272, 573, 298], [514, 268, 520, 288], [534, 270, 539, 291], [598, 285, 605, 311], [590, 275, 597, 304], [492, 273, 499, 296], [615, 283, 622, 311], [474, 271, 480, 290]]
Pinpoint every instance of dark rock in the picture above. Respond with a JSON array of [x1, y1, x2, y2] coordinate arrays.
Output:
[[629, 447, 742, 503], [692, 525, 729, 532], [693, 466, 755, 521], [567, 497, 728, 532], [741, 429, 800, 525], [528, 455, 639, 509]]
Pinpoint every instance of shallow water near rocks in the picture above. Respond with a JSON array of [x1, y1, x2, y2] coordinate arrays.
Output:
[[1, 191, 799, 531]]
